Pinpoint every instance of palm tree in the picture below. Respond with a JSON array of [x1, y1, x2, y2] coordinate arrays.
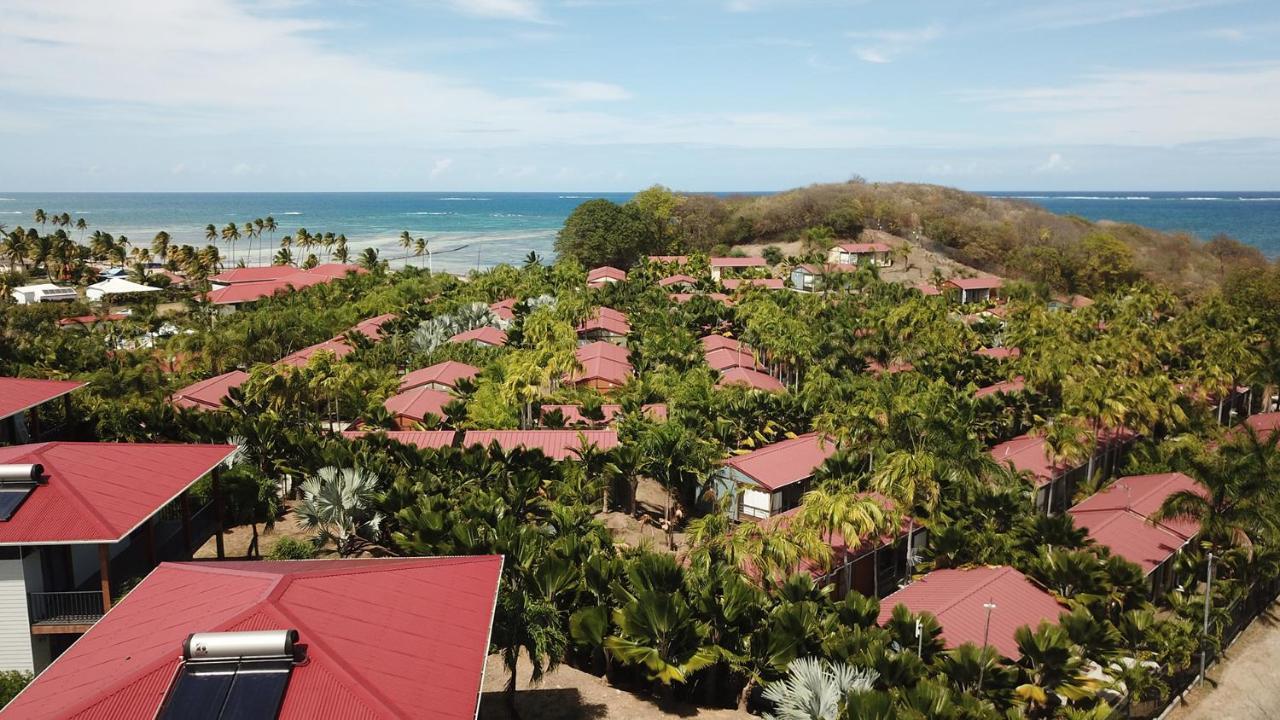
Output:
[[205, 223, 218, 245], [295, 467, 386, 557], [33, 208, 46, 230], [221, 222, 240, 265], [399, 230, 412, 263], [333, 235, 349, 264], [414, 237, 429, 270], [243, 222, 256, 266], [151, 231, 171, 265], [1013, 622, 1098, 719], [2, 230, 29, 273], [253, 217, 265, 264], [762, 657, 878, 720], [75, 217, 88, 242], [263, 215, 277, 263], [357, 247, 380, 271]]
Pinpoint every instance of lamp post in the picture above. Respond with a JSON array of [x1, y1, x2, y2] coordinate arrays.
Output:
[[1200, 552, 1215, 685], [978, 600, 997, 693]]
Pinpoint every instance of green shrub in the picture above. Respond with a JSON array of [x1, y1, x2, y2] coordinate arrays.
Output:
[[0, 670, 32, 709], [267, 536, 317, 560], [761, 245, 784, 265]]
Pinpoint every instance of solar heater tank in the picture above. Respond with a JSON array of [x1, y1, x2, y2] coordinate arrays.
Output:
[[184, 629, 298, 661], [0, 464, 43, 483]]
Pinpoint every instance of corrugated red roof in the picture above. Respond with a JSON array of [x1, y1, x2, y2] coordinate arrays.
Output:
[[384, 387, 454, 423], [700, 335, 751, 353], [168, 370, 249, 411], [722, 433, 836, 492], [276, 338, 354, 368], [349, 313, 397, 341], [577, 341, 630, 363], [0, 377, 86, 420], [795, 263, 857, 275], [342, 430, 458, 449], [1067, 473, 1202, 572], [946, 277, 1003, 290], [1245, 412, 1280, 435], [577, 308, 631, 336], [540, 404, 667, 426], [57, 313, 127, 327], [876, 566, 1065, 658], [209, 266, 301, 284], [303, 263, 367, 280], [975, 347, 1021, 359], [4, 557, 502, 720], [206, 273, 330, 305], [914, 282, 942, 296], [489, 298, 516, 320], [988, 434, 1073, 486], [462, 430, 619, 460], [658, 274, 698, 288], [717, 367, 786, 392], [722, 278, 784, 290], [449, 326, 508, 347], [400, 361, 480, 391], [568, 342, 633, 387], [974, 377, 1026, 399], [0, 442, 236, 544], [705, 346, 764, 372], [586, 266, 626, 283]]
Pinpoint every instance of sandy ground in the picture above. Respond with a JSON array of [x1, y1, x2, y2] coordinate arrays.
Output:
[[1169, 603, 1280, 720], [193, 503, 330, 559], [597, 477, 689, 552], [737, 229, 993, 286], [479, 654, 750, 720]]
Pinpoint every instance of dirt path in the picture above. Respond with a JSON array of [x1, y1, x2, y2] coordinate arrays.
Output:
[[1169, 603, 1280, 720], [735, 229, 989, 286], [480, 654, 750, 720]]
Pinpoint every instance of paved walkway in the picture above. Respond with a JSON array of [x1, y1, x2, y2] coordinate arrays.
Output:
[[1170, 605, 1280, 720]]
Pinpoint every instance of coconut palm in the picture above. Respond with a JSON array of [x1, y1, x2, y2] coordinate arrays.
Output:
[[151, 231, 171, 265], [221, 222, 240, 265]]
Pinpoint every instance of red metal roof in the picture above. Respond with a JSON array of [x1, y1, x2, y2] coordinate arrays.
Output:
[[489, 298, 517, 320], [209, 266, 301, 284], [577, 341, 630, 363], [342, 430, 458, 450], [384, 387, 454, 423], [400, 361, 480, 391], [876, 566, 1065, 658], [722, 278, 784, 290], [866, 360, 915, 376], [946, 276, 1003, 290], [206, 273, 330, 305], [700, 334, 751, 353], [56, 313, 127, 327], [462, 430, 619, 460], [4, 557, 502, 720], [658, 274, 698, 288], [975, 347, 1022, 360], [0, 442, 236, 545], [709, 257, 766, 267], [168, 370, 249, 411], [722, 433, 836, 492], [577, 307, 631, 336], [303, 263, 368, 280], [586, 266, 626, 283], [569, 342, 633, 387], [449, 326, 508, 347], [914, 282, 942, 296], [1068, 473, 1203, 571], [988, 434, 1074, 486], [540, 403, 667, 426], [0, 377, 86, 420], [717, 367, 786, 392], [834, 242, 892, 253], [349, 313, 397, 341], [1245, 412, 1280, 436], [705, 346, 764, 372], [276, 338, 353, 368], [974, 376, 1026, 399]]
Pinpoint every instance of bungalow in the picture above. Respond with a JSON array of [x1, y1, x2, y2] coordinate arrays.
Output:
[[0, 442, 236, 673], [449, 326, 508, 348], [717, 367, 786, 392], [827, 242, 892, 267], [399, 360, 480, 392], [989, 429, 1134, 514], [2, 556, 502, 720], [945, 277, 1003, 304], [56, 312, 128, 329], [789, 263, 856, 293], [0, 378, 85, 444], [913, 282, 943, 297], [205, 274, 330, 314], [276, 313, 398, 368], [539, 403, 668, 428], [713, 433, 835, 521], [975, 347, 1021, 361], [722, 278, 784, 291], [462, 430, 619, 461], [343, 429, 458, 450], [577, 307, 631, 345], [586, 266, 626, 288], [1068, 473, 1203, 596], [9, 284, 77, 305], [490, 297, 518, 321], [759, 500, 928, 599], [657, 274, 698, 291], [168, 370, 249, 412], [208, 263, 365, 287], [84, 278, 162, 302], [567, 342, 633, 392], [703, 336, 764, 372], [384, 386, 455, 428], [876, 566, 1065, 659], [709, 256, 766, 282]]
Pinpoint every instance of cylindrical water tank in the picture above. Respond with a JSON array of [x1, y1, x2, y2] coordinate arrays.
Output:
[[184, 629, 298, 661], [0, 465, 43, 483]]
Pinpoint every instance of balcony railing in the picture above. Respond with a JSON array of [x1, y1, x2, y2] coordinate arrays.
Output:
[[28, 591, 104, 626]]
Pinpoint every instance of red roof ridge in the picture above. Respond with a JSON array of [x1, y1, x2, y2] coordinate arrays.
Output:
[[15, 442, 116, 538], [925, 566, 1029, 618]]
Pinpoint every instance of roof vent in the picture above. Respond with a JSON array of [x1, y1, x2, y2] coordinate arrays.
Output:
[[0, 464, 44, 521], [158, 630, 304, 720]]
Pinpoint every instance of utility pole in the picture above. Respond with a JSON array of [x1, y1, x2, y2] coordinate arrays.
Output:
[[915, 618, 924, 658], [1200, 552, 1215, 685], [978, 600, 997, 693]]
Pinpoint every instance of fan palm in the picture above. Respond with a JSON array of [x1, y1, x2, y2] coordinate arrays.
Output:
[[295, 467, 385, 557], [762, 657, 878, 720]]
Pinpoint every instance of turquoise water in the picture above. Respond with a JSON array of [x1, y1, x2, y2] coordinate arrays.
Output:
[[1, 191, 1276, 271]]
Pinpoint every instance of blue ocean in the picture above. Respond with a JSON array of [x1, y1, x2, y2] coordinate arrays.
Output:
[[0, 191, 1276, 270]]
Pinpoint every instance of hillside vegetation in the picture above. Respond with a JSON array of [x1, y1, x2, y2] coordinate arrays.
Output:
[[556, 181, 1271, 297]]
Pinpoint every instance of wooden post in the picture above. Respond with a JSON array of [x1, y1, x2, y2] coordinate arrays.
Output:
[[144, 517, 157, 566], [180, 491, 192, 555], [212, 467, 225, 559], [28, 406, 41, 441], [97, 544, 111, 614]]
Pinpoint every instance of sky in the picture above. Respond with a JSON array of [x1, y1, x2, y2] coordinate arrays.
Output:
[[1, 0, 1279, 192]]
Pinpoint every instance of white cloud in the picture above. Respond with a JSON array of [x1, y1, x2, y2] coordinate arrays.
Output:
[[848, 24, 943, 64], [1035, 152, 1070, 173], [430, 158, 454, 178], [539, 80, 632, 102], [1006, 0, 1236, 30], [439, 0, 548, 23]]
